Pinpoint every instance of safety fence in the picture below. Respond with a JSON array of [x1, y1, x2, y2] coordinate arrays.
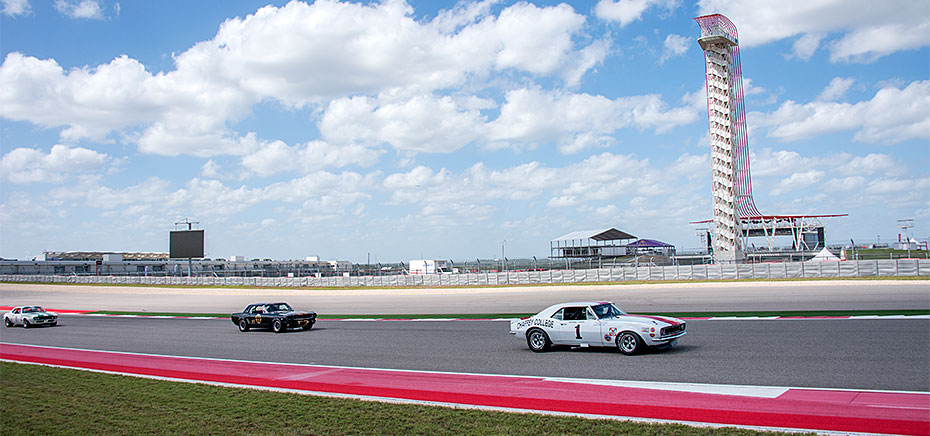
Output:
[[2, 259, 927, 288]]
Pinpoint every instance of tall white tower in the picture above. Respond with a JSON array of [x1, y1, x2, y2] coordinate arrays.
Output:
[[695, 14, 752, 264]]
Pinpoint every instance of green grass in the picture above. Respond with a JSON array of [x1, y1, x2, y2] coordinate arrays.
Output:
[[850, 248, 928, 260], [0, 362, 806, 436], [86, 309, 929, 318]]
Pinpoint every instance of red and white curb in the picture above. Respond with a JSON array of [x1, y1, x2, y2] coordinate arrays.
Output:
[[1, 342, 927, 436]]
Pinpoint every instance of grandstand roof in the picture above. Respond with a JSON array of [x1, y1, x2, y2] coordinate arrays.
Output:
[[628, 239, 674, 248], [44, 251, 169, 261], [552, 228, 636, 242]]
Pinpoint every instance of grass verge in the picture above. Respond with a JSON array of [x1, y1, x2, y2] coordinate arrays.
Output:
[[84, 309, 930, 319], [1, 362, 806, 436]]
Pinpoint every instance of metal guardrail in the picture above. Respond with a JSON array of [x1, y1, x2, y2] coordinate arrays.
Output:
[[1, 259, 927, 287]]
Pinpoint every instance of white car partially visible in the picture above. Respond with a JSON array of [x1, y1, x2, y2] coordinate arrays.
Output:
[[4, 306, 58, 328], [510, 301, 685, 355]]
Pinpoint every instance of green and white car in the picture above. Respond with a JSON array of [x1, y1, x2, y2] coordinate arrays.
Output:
[[4, 306, 58, 328]]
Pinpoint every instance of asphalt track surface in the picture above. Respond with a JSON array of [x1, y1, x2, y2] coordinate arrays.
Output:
[[1, 280, 928, 314], [3, 315, 928, 392]]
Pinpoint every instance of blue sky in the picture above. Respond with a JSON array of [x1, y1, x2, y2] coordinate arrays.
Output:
[[1, 0, 928, 263]]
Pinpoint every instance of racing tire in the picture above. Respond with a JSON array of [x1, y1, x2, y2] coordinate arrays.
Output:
[[272, 319, 285, 333], [50, 322, 57, 327], [616, 331, 642, 355], [302, 322, 314, 331], [22, 319, 30, 329], [238, 319, 250, 332], [526, 329, 551, 352], [4, 318, 11, 327]]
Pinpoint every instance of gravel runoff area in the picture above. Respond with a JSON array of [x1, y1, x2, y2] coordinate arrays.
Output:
[[1, 279, 928, 314]]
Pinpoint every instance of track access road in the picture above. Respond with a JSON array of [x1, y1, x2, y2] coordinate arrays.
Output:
[[3, 315, 928, 392]]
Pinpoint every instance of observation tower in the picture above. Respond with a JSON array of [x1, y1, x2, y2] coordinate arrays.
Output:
[[693, 14, 844, 263]]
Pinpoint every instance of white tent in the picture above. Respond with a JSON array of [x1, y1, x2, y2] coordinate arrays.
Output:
[[808, 248, 840, 262]]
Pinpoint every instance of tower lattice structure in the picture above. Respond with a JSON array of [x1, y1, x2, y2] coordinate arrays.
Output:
[[695, 14, 760, 263]]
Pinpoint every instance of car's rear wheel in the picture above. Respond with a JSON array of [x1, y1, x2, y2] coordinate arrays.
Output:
[[616, 331, 642, 355], [238, 319, 250, 332], [272, 319, 285, 333], [526, 329, 551, 352]]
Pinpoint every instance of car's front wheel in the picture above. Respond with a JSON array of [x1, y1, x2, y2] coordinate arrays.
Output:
[[616, 331, 642, 355], [238, 319, 250, 332], [526, 329, 551, 352], [272, 319, 285, 333], [22, 319, 30, 329], [50, 321, 57, 327], [4, 318, 11, 327], [302, 322, 314, 331]]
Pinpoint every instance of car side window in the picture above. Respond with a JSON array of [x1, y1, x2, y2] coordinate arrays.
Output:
[[13, 308, 20, 314], [550, 308, 563, 321], [563, 307, 586, 321]]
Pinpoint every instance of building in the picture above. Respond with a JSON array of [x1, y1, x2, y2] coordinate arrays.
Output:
[[550, 228, 636, 259]]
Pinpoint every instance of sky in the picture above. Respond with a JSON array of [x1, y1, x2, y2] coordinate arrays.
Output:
[[0, 0, 928, 263]]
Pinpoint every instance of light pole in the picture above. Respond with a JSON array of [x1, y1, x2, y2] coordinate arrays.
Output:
[[501, 240, 506, 272]]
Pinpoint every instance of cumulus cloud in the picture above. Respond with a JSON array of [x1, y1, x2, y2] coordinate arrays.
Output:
[[319, 95, 487, 153], [817, 77, 855, 101], [751, 148, 900, 179], [1, 145, 108, 184], [240, 140, 383, 178], [770, 170, 825, 195], [751, 80, 930, 144], [595, 0, 678, 26], [696, 0, 929, 62], [791, 32, 825, 60], [487, 88, 700, 154], [54, 0, 104, 19], [661, 34, 690, 61], [0, 1, 608, 159], [383, 151, 676, 212], [1, 0, 29, 16]]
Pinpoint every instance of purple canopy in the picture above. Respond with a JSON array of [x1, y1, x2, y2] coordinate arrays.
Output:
[[627, 239, 673, 248]]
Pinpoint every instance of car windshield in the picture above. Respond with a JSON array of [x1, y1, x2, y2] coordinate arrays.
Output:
[[591, 303, 624, 319], [268, 303, 292, 312], [23, 307, 44, 313]]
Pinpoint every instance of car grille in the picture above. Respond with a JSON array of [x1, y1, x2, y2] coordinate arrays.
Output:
[[660, 323, 685, 337]]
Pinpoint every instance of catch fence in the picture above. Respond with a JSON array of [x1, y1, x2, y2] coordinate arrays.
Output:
[[2, 259, 927, 288]]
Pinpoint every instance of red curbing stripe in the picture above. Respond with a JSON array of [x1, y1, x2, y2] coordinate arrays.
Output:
[[1, 343, 927, 435]]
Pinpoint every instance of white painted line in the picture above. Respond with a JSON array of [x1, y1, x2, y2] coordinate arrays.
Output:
[[545, 378, 789, 398], [707, 316, 780, 320]]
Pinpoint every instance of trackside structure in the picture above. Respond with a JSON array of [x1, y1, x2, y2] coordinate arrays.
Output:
[[695, 14, 750, 263], [694, 14, 844, 262]]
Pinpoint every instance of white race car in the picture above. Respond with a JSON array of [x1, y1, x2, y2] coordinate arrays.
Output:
[[510, 301, 685, 355], [4, 306, 58, 328]]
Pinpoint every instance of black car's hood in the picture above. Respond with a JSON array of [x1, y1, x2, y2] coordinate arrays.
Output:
[[273, 310, 316, 317]]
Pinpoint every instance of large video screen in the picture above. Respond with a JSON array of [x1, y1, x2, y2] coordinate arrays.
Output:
[[169, 230, 204, 259]]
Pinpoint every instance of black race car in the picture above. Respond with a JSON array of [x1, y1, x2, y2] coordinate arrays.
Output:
[[231, 302, 316, 333]]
